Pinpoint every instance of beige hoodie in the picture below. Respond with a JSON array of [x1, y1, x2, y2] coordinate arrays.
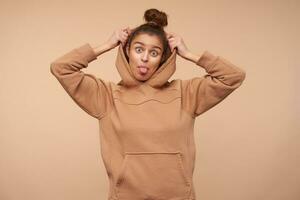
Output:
[[50, 43, 246, 200]]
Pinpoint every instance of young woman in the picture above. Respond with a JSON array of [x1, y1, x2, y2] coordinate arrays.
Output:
[[50, 8, 246, 200]]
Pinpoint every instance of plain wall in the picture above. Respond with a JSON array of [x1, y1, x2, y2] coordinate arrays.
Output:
[[1, 0, 299, 199]]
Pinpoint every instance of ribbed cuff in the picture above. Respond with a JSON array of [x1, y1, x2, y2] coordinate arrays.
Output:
[[76, 43, 98, 63], [196, 50, 218, 72]]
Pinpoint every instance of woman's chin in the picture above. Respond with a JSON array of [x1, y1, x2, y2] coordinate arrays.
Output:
[[136, 77, 148, 82], [135, 74, 149, 82], [134, 72, 150, 81]]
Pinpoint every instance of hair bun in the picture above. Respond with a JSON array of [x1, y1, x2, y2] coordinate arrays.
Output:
[[144, 8, 168, 28]]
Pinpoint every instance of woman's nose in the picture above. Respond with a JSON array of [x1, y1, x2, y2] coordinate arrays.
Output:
[[141, 51, 149, 62]]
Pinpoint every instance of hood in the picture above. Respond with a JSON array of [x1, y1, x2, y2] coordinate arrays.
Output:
[[115, 44, 177, 88]]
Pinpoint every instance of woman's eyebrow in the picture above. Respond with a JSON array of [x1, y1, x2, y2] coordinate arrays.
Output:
[[133, 41, 162, 51]]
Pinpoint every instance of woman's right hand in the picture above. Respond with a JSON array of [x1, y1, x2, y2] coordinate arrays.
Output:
[[106, 26, 132, 49]]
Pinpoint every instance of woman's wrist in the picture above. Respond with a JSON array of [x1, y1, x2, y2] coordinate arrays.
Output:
[[184, 51, 202, 64], [91, 41, 114, 57]]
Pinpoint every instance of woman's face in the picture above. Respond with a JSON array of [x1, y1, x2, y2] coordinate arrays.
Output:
[[126, 33, 163, 82]]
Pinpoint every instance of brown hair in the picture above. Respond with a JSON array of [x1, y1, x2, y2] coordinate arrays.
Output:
[[123, 8, 172, 68]]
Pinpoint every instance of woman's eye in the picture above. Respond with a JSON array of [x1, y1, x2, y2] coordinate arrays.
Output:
[[135, 47, 158, 56], [135, 47, 143, 53], [151, 51, 158, 57]]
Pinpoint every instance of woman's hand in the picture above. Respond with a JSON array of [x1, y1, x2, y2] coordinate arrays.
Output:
[[166, 32, 201, 63], [166, 32, 190, 58], [106, 26, 132, 49]]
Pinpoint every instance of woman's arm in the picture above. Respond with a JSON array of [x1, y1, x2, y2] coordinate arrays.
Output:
[[181, 51, 246, 118], [90, 42, 115, 57], [166, 32, 246, 118], [50, 43, 113, 119], [50, 27, 132, 119], [91, 26, 132, 57], [183, 51, 202, 64]]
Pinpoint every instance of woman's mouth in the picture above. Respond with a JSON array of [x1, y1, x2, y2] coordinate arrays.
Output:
[[138, 66, 149, 75]]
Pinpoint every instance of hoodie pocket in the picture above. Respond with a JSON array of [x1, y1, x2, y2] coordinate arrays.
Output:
[[114, 151, 191, 200]]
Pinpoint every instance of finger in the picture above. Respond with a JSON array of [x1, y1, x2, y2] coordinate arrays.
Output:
[[170, 46, 175, 52], [166, 33, 172, 39], [126, 26, 132, 34], [169, 43, 174, 51], [168, 38, 175, 44], [121, 31, 129, 37], [167, 32, 175, 37], [122, 27, 129, 33], [121, 38, 127, 45], [168, 41, 177, 52], [168, 40, 174, 46], [121, 35, 127, 41]]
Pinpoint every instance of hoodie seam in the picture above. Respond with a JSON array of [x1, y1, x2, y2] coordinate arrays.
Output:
[[113, 96, 181, 105], [96, 81, 116, 121], [182, 107, 196, 119], [179, 79, 197, 119]]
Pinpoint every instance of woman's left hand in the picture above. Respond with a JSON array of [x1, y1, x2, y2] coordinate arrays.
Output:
[[166, 32, 190, 60]]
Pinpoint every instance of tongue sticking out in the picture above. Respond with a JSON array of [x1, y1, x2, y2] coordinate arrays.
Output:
[[139, 67, 148, 74]]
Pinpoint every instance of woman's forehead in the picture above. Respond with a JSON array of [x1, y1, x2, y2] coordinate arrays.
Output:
[[132, 34, 163, 50]]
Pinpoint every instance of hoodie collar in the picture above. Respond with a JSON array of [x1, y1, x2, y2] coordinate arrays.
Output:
[[115, 44, 177, 88]]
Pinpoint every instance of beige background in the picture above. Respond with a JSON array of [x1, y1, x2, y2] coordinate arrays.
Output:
[[1, 0, 299, 199]]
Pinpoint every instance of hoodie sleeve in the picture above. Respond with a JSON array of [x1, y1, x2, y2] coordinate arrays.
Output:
[[50, 43, 112, 120], [181, 50, 246, 118]]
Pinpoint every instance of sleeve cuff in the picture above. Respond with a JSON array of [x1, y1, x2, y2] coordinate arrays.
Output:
[[76, 43, 98, 63], [196, 50, 218, 72]]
